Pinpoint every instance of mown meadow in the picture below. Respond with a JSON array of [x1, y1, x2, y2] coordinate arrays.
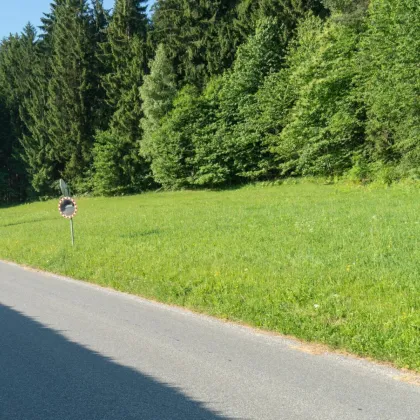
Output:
[[1, 182, 419, 370]]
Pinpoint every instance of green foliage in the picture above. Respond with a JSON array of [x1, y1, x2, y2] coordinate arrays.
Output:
[[0, 97, 18, 202], [236, 0, 327, 36], [11, 24, 58, 196], [151, 0, 326, 87], [0, 26, 38, 200], [105, 35, 148, 140], [102, 0, 149, 127], [151, 0, 240, 86], [274, 14, 365, 176], [89, 0, 110, 132], [345, 154, 372, 183], [92, 131, 122, 196], [46, 0, 97, 185], [94, 0, 151, 195], [20, 55, 57, 195], [188, 76, 230, 186], [140, 44, 177, 159], [93, 130, 152, 195], [1, 0, 420, 203], [323, 0, 369, 15], [359, 0, 420, 174], [207, 17, 286, 183], [112, 0, 148, 38], [147, 18, 287, 188], [147, 85, 202, 188], [255, 70, 295, 166], [39, 0, 65, 50]]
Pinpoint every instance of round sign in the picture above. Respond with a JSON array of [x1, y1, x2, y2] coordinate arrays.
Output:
[[58, 197, 77, 219]]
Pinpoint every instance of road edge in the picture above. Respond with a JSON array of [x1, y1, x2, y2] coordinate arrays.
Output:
[[1, 258, 419, 385]]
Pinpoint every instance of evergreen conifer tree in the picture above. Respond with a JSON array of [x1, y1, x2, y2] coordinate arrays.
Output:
[[151, 0, 240, 87], [145, 18, 286, 188], [46, 0, 96, 186], [0, 26, 39, 200], [39, 0, 65, 51], [19, 45, 57, 195], [101, 0, 149, 139], [140, 44, 177, 162], [90, 0, 111, 131], [93, 0, 151, 195], [0, 96, 13, 202], [0, 89, 25, 202], [204, 17, 285, 183]]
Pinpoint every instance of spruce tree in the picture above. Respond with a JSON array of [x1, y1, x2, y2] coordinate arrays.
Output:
[[140, 44, 177, 162], [0, 96, 11, 202], [203, 17, 285, 183], [90, 0, 110, 131], [0, 90, 22, 202], [46, 0, 96, 186], [19, 45, 57, 195], [0, 29, 35, 142], [102, 0, 148, 130], [93, 0, 151, 195], [17, 24, 55, 196], [39, 0, 65, 51], [0, 26, 38, 200], [145, 18, 287, 188], [235, 0, 327, 48], [143, 84, 203, 188], [151, 0, 240, 87]]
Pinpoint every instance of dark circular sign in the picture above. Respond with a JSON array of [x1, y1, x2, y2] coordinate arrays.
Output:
[[58, 197, 77, 219]]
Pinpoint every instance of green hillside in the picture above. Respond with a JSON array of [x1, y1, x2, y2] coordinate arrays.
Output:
[[1, 182, 419, 370]]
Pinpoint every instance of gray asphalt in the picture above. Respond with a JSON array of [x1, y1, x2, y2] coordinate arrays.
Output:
[[0, 261, 419, 420]]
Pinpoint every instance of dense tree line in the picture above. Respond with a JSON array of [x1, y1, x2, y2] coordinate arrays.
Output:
[[0, 0, 419, 203]]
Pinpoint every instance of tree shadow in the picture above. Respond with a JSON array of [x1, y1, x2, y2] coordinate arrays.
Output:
[[0, 304, 229, 420], [0, 217, 57, 228], [119, 229, 162, 239]]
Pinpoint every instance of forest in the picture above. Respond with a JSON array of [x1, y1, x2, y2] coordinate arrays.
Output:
[[0, 0, 419, 203]]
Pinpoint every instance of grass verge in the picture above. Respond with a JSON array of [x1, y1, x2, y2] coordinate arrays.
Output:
[[1, 182, 419, 370]]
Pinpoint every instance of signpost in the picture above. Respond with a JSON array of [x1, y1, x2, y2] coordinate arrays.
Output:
[[58, 179, 77, 246], [59, 179, 70, 197]]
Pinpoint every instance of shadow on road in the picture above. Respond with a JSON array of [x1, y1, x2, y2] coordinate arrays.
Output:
[[0, 304, 228, 420]]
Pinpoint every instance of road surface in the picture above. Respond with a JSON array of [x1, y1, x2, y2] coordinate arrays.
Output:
[[0, 260, 419, 419]]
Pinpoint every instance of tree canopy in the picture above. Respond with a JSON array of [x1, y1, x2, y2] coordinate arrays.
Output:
[[0, 0, 419, 202]]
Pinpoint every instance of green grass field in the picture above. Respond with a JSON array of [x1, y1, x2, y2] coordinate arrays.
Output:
[[1, 182, 419, 370]]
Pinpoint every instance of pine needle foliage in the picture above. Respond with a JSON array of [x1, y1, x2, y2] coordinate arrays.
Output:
[[46, 0, 97, 185], [140, 43, 177, 162], [93, 0, 152, 195]]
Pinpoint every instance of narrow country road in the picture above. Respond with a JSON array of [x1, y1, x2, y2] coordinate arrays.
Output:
[[1, 261, 419, 420]]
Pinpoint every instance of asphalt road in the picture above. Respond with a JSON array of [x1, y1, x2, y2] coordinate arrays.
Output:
[[1, 261, 419, 420]]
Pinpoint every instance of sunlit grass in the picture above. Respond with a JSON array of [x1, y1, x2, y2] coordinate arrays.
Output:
[[1, 182, 419, 370]]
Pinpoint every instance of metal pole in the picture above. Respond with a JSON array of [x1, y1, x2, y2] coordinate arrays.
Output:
[[70, 218, 75, 246]]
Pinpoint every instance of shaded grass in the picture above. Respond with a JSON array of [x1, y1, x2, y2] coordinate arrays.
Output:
[[0, 182, 419, 370]]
